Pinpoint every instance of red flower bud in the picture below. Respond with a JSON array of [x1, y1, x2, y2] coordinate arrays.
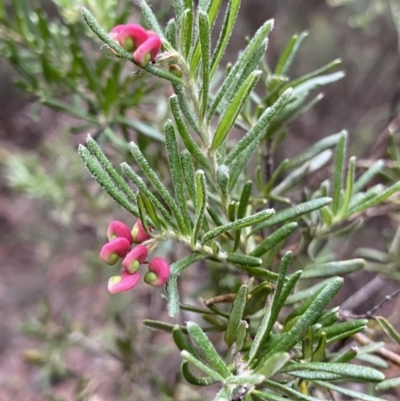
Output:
[[108, 271, 140, 294], [122, 245, 148, 274], [133, 34, 162, 67], [107, 220, 133, 244], [100, 237, 131, 265], [144, 257, 170, 287], [132, 220, 151, 243], [115, 24, 149, 52]]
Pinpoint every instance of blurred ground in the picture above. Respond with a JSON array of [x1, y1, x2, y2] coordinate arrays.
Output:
[[0, 1, 400, 400]]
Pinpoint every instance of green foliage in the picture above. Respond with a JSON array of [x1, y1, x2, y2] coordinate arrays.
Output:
[[3, 0, 400, 399]]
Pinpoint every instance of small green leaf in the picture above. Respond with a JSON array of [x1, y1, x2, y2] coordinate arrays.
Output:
[[198, 11, 211, 118], [192, 170, 207, 246], [250, 222, 297, 257], [165, 18, 177, 49], [166, 254, 205, 317], [338, 156, 356, 217], [216, 165, 230, 198], [353, 160, 385, 194], [282, 362, 384, 382], [250, 197, 332, 234], [169, 96, 210, 170], [180, 150, 197, 204], [201, 209, 275, 244], [234, 320, 248, 353], [331, 346, 358, 363], [331, 131, 347, 215], [313, 381, 387, 401], [301, 259, 365, 279], [181, 361, 219, 386], [165, 120, 192, 234], [376, 377, 400, 391], [233, 180, 253, 251], [274, 31, 308, 76], [211, 70, 262, 151], [210, 0, 241, 79], [187, 322, 231, 378], [255, 352, 291, 379], [285, 279, 330, 305], [181, 350, 225, 381], [315, 319, 367, 343], [172, 325, 197, 355], [226, 253, 262, 267], [137, 192, 160, 231], [225, 285, 248, 347], [376, 316, 400, 344], [226, 88, 292, 165], [224, 374, 265, 386]]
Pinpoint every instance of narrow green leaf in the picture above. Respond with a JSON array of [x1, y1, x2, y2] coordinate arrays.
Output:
[[187, 322, 231, 378], [198, 11, 210, 118], [331, 347, 358, 363], [353, 160, 385, 194], [173, 325, 197, 354], [201, 209, 275, 244], [129, 142, 185, 233], [376, 316, 400, 344], [170, 95, 209, 170], [137, 192, 160, 231], [315, 320, 367, 343], [250, 222, 297, 257], [167, 253, 205, 317], [313, 381, 387, 401], [207, 19, 274, 122], [285, 133, 342, 169], [264, 159, 289, 195], [257, 381, 323, 401], [250, 197, 332, 234], [165, 18, 177, 49], [331, 131, 347, 215], [256, 352, 291, 379], [181, 350, 225, 381], [244, 282, 272, 317], [174, 0, 184, 21], [165, 120, 191, 234], [313, 332, 327, 362], [254, 277, 343, 369], [211, 70, 262, 151], [181, 361, 218, 386], [301, 259, 365, 279], [338, 156, 356, 217], [180, 150, 197, 204], [143, 319, 184, 333], [285, 279, 330, 305], [192, 170, 207, 246], [345, 180, 400, 219], [226, 253, 262, 267], [271, 163, 309, 196], [356, 353, 389, 369], [233, 181, 253, 251], [249, 253, 292, 363], [274, 31, 308, 76], [210, 0, 241, 79], [183, 2, 194, 58], [78, 145, 138, 217], [216, 165, 230, 198], [235, 320, 248, 353], [225, 285, 248, 346], [86, 135, 136, 203], [226, 88, 293, 164], [283, 362, 384, 382], [376, 377, 400, 391], [121, 163, 175, 228]]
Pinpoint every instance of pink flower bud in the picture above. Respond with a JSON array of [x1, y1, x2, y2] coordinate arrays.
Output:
[[115, 24, 149, 52], [132, 220, 151, 243], [100, 238, 131, 265], [107, 220, 133, 244], [133, 34, 162, 67], [122, 245, 148, 274], [108, 271, 140, 294], [144, 257, 170, 287]]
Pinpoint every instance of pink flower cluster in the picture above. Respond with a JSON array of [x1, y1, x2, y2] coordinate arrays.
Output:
[[100, 220, 170, 294], [110, 24, 162, 67]]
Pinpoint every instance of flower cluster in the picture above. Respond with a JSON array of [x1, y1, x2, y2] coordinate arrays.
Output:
[[100, 220, 170, 294], [110, 24, 162, 67]]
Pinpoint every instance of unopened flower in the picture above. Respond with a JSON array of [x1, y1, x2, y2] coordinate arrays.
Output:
[[122, 245, 148, 274], [108, 271, 140, 294], [107, 220, 133, 244], [144, 257, 170, 287], [169, 64, 183, 78], [132, 220, 151, 243], [112, 23, 148, 52], [100, 237, 131, 265], [133, 33, 162, 67]]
